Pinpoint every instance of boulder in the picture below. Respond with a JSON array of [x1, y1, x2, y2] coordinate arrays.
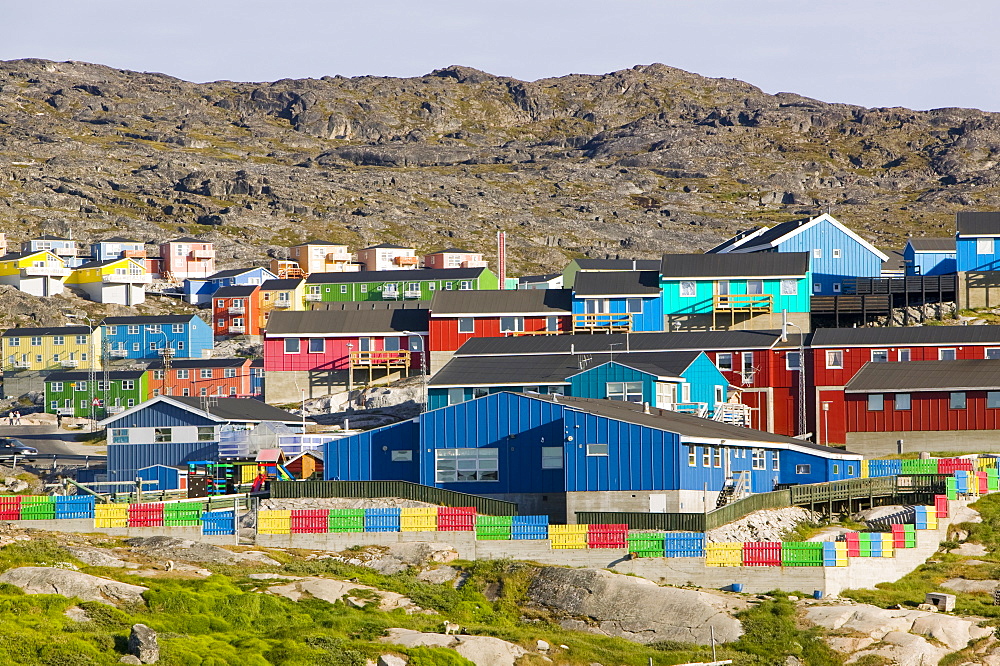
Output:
[[266, 577, 421, 612], [377, 656, 407, 666], [416, 566, 458, 585], [128, 624, 159, 664], [949, 542, 989, 556], [526, 567, 744, 644], [67, 546, 132, 568], [0, 567, 146, 605], [952, 505, 983, 524], [380, 628, 527, 666], [940, 578, 1000, 594], [851, 630, 950, 666], [124, 537, 278, 566], [365, 542, 459, 574], [119, 657, 142, 665]]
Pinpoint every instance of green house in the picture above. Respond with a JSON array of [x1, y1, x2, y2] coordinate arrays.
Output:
[[304, 267, 498, 303], [45, 369, 149, 419]]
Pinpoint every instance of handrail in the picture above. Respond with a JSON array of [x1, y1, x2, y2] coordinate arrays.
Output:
[[712, 294, 773, 311], [349, 350, 411, 366]]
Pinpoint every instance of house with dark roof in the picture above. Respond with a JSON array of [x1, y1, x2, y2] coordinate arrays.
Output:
[[562, 257, 661, 289], [0, 250, 71, 297], [844, 359, 1000, 455], [257, 278, 306, 332], [305, 267, 498, 303], [903, 238, 956, 276], [1, 325, 100, 373], [423, 248, 488, 270], [322, 391, 860, 520], [66, 257, 150, 305], [287, 240, 358, 274], [91, 237, 146, 262], [956, 212, 1000, 273], [159, 237, 215, 281], [427, 349, 731, 420], [212, 284, 261, 338], [183, 266, 277, 305], [810, 325, 1000, 445], [708, 214, 888, 296], [517, 273, 564, 290], [263, 304, 430, 403], [572, 271, 664, 333], [354, 243, 418, 271], [45, 369, 148, 419], [659, 252, 811, 332], [146, 357, 257, 399], [100, 315, 214, 360], [22, 235, 86, 267]]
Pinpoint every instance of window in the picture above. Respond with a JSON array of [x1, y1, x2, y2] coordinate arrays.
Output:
[[75, 381, 87, 391], [391, 450, 413, 462], [813, 282, 822, 293], [625, 298, 643, 314], [80, 400, 88, 409], [96, 380, 110, 391], [50, 400, 57, 411], [607, 381, 643, 402], [50, 382, 63, 392], [153, 370, 164, 380], [128, 325, 139, 335], [459, 281, 472, 290], [978, 238, 994, 255], [444, 282, 453, 290], [542, 447, 563, 469], [176, 341, 184, 350], [712, 447, 722, 468], [148, 325, 161, 334], [172, 324, 184, 334], [111, 429, 129, 444], [52, 336, 64, 345], [895, 393, 911, 410], [284, 338, 300, 354], [796, 464, 811, 474], [871, 350, 889, 363], [6, 338, 17, 347], [75, 335, 87, 345], [182, 388, 190, 397], [457, 318, 474, 334], [833, 464, 840, 474], [105, 326, 117, 336], [899, 349, 911, 362], [229, 387, 237, 396], [309, 338, 324, 353], [939, 348, 957, 361], [217, 319, 225, 328], [224, 368, 236, 378], [216, 300, 224, 308], [950, 392, 967, 409], [832, 248, 842, 259], [752, 449, 765, 470], [679, 280, 696, 297], [833, 283, 842, 293], [197, 426, 215, 441], [447, 388, 465, 405], [742, 352, 754, 376], [746, 280, 764, 295], [715, 385, 725, 404], [30, 337, 41, 346], [587, 443, 609, 457], [848, 465, 855, 475], [149, 342, 159, 351], [434, 448, 499, 482], [702, 446, 711, 467], [779, 279, 798, 296], [716, 353, 733, 372], [771, 451, 779, 471], [826, 350, 844, 369], [176, 369, 190, 379], [813, 248, 822, 259], [546, 316, 559, 332], [127, 399, 135, 407], [989, 392, 1000, 409], [499, 316, 524, 333], [786, 351, 801, 371], [340, 285, 348, 294], [200, 368, 213, 379], [688, 446, 696, 467], [152, 389, 160, 397], [154, 428, 172, 443], [987, 348, 1000, 359], [867, 394, 883, 411], [384, 337, 400, 352], [35, 355, 42, 364]]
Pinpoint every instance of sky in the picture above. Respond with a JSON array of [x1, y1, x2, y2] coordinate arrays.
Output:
[[4, 1, 999, 112]]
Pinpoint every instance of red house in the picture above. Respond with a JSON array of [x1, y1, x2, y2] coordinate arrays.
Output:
[[148, 357, 255, 398], [844, 359, 1000, 455], [428, 289, 573, 371], [213, 285, 261, 337], [810, 327, 1000, 445], [263, 302, 430, 404]]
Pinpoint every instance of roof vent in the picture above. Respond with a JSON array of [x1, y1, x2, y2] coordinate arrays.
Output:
[[643, 402, 651, 414]]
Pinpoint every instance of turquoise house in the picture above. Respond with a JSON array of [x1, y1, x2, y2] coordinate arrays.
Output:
[[427, 350, 730, 416], [571, 270, 664, 333], [659, 253, 811, 332]]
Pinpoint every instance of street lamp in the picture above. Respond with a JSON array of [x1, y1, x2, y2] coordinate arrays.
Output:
[[403, 330, 427, 412], [66, 313, 96, 429], [146, 327, 173, 396], [781, 313, 807, 438]]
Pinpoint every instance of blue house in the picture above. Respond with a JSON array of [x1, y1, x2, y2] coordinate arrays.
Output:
[[323, 392, 862, 520], [956, 212, 1000, 272], [902, 238, 956, 276], [97, 396, 301, 485], [22, 235, 88, 268], [571, 270, 664, 333], [101, 315, 214, 360], [428, 350, 729, 417], [709, 213, 889, 295], [91, 237, 146, 262], [184, 266, 277, 305]]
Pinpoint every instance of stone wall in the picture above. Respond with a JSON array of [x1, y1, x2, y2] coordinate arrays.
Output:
[[846, 430, 1000, 456]]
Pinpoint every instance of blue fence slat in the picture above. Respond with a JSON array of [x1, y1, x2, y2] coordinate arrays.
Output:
[[663, 532, 705, 557], [511, 525, 548, 539], [364, 507, 401, 533], [511, 515, 549, 526], [202, 510, 235, 535]]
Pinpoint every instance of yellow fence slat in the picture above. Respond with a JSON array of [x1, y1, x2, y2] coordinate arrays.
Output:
[[705, 542, 742, 567]]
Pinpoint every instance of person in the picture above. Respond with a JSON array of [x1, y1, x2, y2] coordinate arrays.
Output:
[[56, 413, 63, 428], [12, 411, 20, 426]]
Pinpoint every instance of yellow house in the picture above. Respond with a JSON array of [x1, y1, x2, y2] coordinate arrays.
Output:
[[0, 250, 70, 297], [67, 258, 149, 305], [289, 240, 360, 274], [1, 326, 103, 372], [258, 278, 306, 331]]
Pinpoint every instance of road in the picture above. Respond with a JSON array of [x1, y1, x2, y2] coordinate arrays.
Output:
[[0, 424, 105, 460]]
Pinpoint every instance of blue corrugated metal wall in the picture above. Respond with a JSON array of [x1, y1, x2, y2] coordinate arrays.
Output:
[[427, 385, 564, 411], [779, 450, 860, 485], [773, 221, 881, 294], [570, 296, 664, 332], [569, 362, 662, 405], [101, 316, 214, 359], [680, 354, 728, 413], [108, 441, 218, 483], [904, 245, 956, 276], [323, 419, 420, 481], [136, 465, 182, 491], [103, 400, 217, 428], [957, 236, 1000, 272]]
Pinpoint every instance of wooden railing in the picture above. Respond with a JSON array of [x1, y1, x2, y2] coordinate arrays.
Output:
[[572, 312, 633, 332], [349, 350, 411, 367], [712, 294, 773, 312]]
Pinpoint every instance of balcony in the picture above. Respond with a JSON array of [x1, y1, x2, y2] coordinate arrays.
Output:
[[228, 306, 245, 314], [228, 325, 246, 334], [403, 289, 422, 299], [393, 256, 418, 266], [662, 402, 709, 417], [349, 350, 410, 368], [122, 249, 147, 259], [272, 300, 292, 308], [190, 249, 215, 259], [461, 260, 488, 268], [305, 293, 322, 301], [106, 406, 125, 415], [102, 273, 152, 284], [11, 361, 30, 369], [108, 348, 129, 358], [22, 264, 71, 277], [382, 290, 400, 300], [572, 313, 633, 333], [60, 359, 79, 368], [327, 252, 353, 262], [712, 294, 773, 313], [53, 247, 78, 257], [159, 347, 175, 358]]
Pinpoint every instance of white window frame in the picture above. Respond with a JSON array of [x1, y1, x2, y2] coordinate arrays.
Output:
[[771, 451, 779, 471], [779, 279, 797, 296], [457, 318, 474, 334], [716, 353, 733, 372], [785, 351, 801, 371], [284, 338, 300, 354], [939, 348, 957, 361], [826, 350, 844, 369], [712, 447, 722, 468], [899, 349, 911, 362], [434, 448, 499, 482], [796, 464, 811, 474], [871, 349, 889, 363], [51, 382, 63, 392], [224, 367, 236, 378], [751, 448, 765, 470], [813, 248, 822, 259], [499, 316, 524, 333], [832, 248, 842, 259], [625, 298, 643, 314], [541, 446, 563, 469], [176, 369, 189, 379], [978, 237, 994, 255], [746, 280, 764, 295], [111, 429, 128, 444], [813, 282, 821, 293], [607, 381, 643, 402], [309, 338, 325, 354], [687, 445, 696, 467], [679, 280, 696, 297]]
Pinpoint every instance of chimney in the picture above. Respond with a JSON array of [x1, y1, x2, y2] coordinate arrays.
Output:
[[643, 402, 651, 414]]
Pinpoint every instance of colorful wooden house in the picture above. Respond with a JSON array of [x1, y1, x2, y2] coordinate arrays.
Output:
[[423, 248, 488, 269], [212, 285, 261, 338], [708, 213, 889, 295], [45, 369, 148, 418], [1, 326, 102, 372], [258, 278, 306, 331], [159, 237, 215, 281], [147, 357, 255, 398], [810, 326, 1000, 445], [66, 257, 150, 305], [285, 450, 323, 480], [101, 315, 214, 360], [305, 267, 498, 303], [0, 250, 71, 296], [956, 212, 1000, 272], [561, 258, 660, 290], [903, 238, 956, 276], [263, 303, 429, 403], [184, 266, 276, 305], [518, 273, 564, 290], [289, 240, 358, 274], [23, 235, 86, 268], [571, 271, 663, 333], [354, 243, 418, 271], [91, 237, 147, 262], [659, 253, 811, 332]]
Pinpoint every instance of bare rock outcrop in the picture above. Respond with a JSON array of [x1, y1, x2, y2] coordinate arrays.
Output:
[[380, 628, 527, 666], [123, 536, 278, 566], [0, 566, 147, 605]]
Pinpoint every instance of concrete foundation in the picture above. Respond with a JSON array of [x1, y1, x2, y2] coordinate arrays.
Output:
[[566, 489, 719, 517], [846, 430, 1000, 457], [479, 493, 568, 524], [6, 519, 239, 546], [429, 351, 455, 375], [265, 368, 409, 404], [957, 271, 1000, 310], [666, 311, 810, 333]]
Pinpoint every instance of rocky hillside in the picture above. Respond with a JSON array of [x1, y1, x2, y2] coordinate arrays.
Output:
[[2, 59, 999, 273]]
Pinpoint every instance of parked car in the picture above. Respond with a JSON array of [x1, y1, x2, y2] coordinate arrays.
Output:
[[0, 438, 37, 461]]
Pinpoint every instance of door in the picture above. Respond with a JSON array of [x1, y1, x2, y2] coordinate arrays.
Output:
[[723, 448, 732, 479], [716, 280, 730, 308], [648, 494, 667, 513], [655, 382, 675, 409]]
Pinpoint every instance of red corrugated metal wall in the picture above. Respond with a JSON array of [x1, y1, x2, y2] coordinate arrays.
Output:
[[846, 390, 1000, 432]]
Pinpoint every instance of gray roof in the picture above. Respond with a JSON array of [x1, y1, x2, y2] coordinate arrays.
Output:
[[429, 248, 474, 254], [293, 239, 340, 246], [430, 351, 699, 387], [201, 267, 267, 280], [166, 237, 206, 244], [102, 315, 197, 325], [260, 278, 303, 290], [519, 273, 561, 284], [146, 357, 251, 370], [734, 218, 810, 248], [47, 369, 145, 382], [573, 271, 661, 297], [311, 300, 431, 311], [77, 258, 142, 269], [361, 243, 411, 250], [956, 212, 1000, 236], [171, 397, 301, 423], [306, 267, 486, 284], [845, 359, 1000, 393], [907, 238, 956, 252], [660, 253, 810, 278], [266, 307, 428, 335], [455, 330, 783, 356], [430, 289, 572, 315], [882, 249, 905, 273], [705, 227, 765, 254], [2, 326, 90, 337], [571, 258, 661, 271], [213, 285, 259, 298], [810, 326, 1000, 348], [97, 237, 142, 244]]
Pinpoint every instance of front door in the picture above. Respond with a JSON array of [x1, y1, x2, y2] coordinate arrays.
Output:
[[649, 494, 667, 513]]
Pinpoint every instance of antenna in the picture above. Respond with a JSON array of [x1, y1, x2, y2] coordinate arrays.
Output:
[[578, 354, 592, 370], [497, 230, 506, 291]]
